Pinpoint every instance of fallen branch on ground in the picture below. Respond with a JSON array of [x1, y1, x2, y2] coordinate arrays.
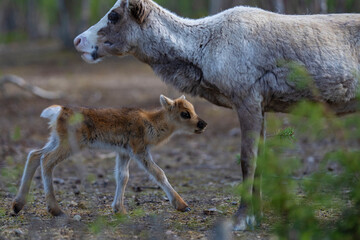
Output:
[[0, 74, 63, 99]]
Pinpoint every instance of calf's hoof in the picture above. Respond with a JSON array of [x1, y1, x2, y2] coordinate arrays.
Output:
[[12, 199, 25, 215], [177, 206, 191, 212], [172, 198, 190, 212], [48, 206, 66, 217]]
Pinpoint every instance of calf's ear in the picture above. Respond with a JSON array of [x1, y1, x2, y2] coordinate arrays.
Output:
[[160, 95, 174, 109], [129, 0, 150, 24]]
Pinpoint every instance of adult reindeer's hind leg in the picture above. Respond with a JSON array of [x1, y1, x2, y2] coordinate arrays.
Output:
[[233, 96, 264, 231]]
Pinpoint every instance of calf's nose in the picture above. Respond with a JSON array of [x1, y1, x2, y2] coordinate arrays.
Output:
[[197, 120, 207, 129]]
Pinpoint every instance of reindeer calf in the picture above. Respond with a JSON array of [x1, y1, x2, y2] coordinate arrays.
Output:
[[12, 95, 207, 216]]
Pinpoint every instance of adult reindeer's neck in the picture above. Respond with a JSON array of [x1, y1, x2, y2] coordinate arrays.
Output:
[[135, 2, 205, 66], [134, 2, 208, 95]]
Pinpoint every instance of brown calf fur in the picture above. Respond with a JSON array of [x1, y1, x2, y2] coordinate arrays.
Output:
[[12, 95, 207, 216]]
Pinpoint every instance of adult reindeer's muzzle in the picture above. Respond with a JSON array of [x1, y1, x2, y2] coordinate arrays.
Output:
[[74, 1, 124, 63], [74, 35, 102, 63]]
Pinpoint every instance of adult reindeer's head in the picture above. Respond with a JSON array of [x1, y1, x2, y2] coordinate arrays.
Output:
[[74, 0, 150, 63]]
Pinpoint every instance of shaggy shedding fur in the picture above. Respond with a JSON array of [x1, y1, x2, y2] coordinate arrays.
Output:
[[74, 0, 360, 230]]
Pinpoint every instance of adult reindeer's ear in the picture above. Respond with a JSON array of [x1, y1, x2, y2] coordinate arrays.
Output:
[[129, 0, 150, 24]]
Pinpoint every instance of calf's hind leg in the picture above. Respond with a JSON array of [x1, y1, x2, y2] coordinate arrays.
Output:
[[12, 149, 43, 214], [40, 145, 70, 216]]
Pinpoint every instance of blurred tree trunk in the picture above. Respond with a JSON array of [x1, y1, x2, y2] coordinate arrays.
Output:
[[273, 0, 285, 13], [1, 0, 17, 32], [209, 0, 222, 14], [210, 0, 242, 14], [319, 0, 328, 13], [26, 0, 38, 39], [80, 0, 90, 31], [57, 0, 72, 49]]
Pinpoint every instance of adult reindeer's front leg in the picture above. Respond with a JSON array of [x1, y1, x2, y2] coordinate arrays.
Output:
[[131, 151, 190, 212], [233, 98, 264, 231], [112, 152, 131, 214]]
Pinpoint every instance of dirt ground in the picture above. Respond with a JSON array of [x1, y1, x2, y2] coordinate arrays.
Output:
[[0, 42, 356, 240]]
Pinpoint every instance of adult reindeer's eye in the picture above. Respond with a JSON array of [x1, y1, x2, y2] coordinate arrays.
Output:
[[108, 11, 120, 24], [180, 111, 191, 119]]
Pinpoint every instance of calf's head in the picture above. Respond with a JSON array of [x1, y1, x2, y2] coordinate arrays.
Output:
[[160, 95, 207, 134], [74, 0, 150, 63]]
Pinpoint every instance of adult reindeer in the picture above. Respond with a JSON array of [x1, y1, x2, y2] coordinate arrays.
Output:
[[74, 0, 359, 230]]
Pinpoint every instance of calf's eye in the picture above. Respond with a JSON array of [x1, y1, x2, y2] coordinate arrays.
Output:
[[180, 111, 191, 119], [108, 11, 120, 24]]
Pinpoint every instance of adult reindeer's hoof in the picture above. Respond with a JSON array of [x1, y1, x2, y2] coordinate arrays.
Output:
[[11, 199, 25, 215], [233, 215, 256, 231], [112, 204, 127, 215]]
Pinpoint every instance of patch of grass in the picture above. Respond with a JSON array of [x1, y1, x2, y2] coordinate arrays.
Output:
[[172, 221, 186, 231], [86, 174, 96, 183], [185, 217, 207, 229], [129, 208, 146, 218], [11, 126, 22, 142], [7, 186, 17, 195], [235, 153, 241, 165], [138, 230, 150, 239], [88, 216, 107, 235], [88, 208, 146, 235], [217, 204, 237, 216], [0, 31, 28, 44], [0, 207, 6, 218]]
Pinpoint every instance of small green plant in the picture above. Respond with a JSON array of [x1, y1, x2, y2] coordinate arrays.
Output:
[[89, 216, 107, 235], [277, 127, 295, 140], [236, 65, 360, 239], [69, 113, 84, 126], [11, 126, 22, 142], [0, 207, 6, 217]]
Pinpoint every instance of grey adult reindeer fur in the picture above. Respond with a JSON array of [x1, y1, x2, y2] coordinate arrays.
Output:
[[74, 0, 360, 230]]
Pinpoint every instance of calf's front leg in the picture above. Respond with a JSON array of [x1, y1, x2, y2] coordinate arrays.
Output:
[[112, 152, 131, 214], [131, 151, 190, 212]]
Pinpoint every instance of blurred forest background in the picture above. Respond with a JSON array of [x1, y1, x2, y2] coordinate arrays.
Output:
[[1, 0, 360, 48], [1, 1, 359, 239]]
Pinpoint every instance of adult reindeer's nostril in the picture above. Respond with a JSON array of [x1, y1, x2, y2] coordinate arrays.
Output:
[[74, 37, 82, 47], [197, 120, 207, 129]]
